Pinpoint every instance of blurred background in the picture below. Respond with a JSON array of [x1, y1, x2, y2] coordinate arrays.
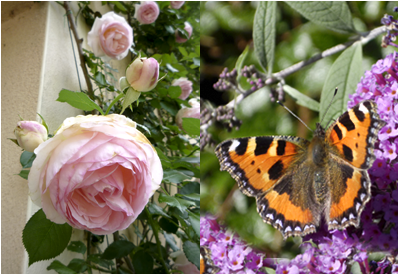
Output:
[[200, 1, 397, 258]]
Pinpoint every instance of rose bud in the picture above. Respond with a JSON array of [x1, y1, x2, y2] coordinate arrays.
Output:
[[176, 98, 200, 130], [170, 1, 185, 9], [175, 22, 193, 43], [171, 77, 193, 100], [28, 114, 163, 235], [87, 11, 133, 60], [126, 57, 159, 92], [134, 1, 160, 25], [14, 121, 47, 152]]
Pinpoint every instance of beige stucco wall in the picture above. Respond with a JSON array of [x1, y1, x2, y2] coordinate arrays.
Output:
[[1, 1, 130, 273]]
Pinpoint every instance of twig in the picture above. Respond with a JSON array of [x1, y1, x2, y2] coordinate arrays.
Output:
[[63, 1, 94, 100], [226, 25, 387, 108], [86, 231, 93, 274]]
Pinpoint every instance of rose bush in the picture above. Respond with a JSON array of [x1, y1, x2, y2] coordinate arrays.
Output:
[[134, 1, 160, 25], [14, 121, 47, 152], [171, 77, 193, 100], [175, 22, 193, 43], [87, 11, 133, 60], [170, 1, 185, 9], [28, 114, 162, 235]]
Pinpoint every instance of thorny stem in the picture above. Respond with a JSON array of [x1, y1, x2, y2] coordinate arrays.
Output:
[[225, 25, 387, 108], [63, 1, 94, 101], [86, 231, 93, 274]]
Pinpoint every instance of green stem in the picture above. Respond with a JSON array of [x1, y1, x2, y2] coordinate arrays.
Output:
[[86, 231, 93, 274], [145, 207, 170, 273], [105, 92, 124, 115]]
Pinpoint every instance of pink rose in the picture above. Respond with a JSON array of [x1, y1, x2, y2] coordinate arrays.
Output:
[[14, 121, 48, 152], [176, 98, 200, 130], [28, 114, 163, 235], [87, 11, 133, 60], [134, 1, 160, 25], [170, 1, 185, 9], [126, 57, 159, 92], [171, 77, 193, 100], [175, 22, 193, 43]]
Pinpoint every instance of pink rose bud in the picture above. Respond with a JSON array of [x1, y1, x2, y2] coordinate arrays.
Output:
[[14, 121, 47, 152], [87, 11, 133, 60], [171, 77, 193, 100], [170, 1, 185, 9], [176, 98, 200, 129], [28, 114, 163, 235], [134, 1, 160, 25], [126, 57, 159, 92], [175, 22, 193, 43]]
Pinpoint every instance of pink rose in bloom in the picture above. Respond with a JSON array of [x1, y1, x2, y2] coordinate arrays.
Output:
[[176, 98, 200, 130], [28, 114, 163, 235], [172, 77, 193, 100], [175, 22, 193, 43], [134, 1, 160, 25], [170, 1, 185, 9], [87, 12, 133, 60], [126, 57, 159, 92], [14, 121, 47, 152]]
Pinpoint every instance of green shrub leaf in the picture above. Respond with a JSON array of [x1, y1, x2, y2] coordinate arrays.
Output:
[[158, 193, 196, 213], [253, 1, 277, 74], [131, 250, 154, 274], [183, 240, 200, 269], [320, 42, 363, 126], [182, 118, 200, 136], [283, 85, 320, 112], [20, 151, 36, 169], [57, 89, 104, 115], [285, 1, 355, 33], [67, 241, 86, 255], [102, 240, 135, 260], [47, 260, 77, 274], [23, 209, 72, 266]]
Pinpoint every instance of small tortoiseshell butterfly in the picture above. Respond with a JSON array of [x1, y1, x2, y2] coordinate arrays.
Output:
[[200, 246, 220, 274], [215, 100, 386, 239]]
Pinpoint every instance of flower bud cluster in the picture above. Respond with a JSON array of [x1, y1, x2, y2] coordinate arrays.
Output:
[[213, 68, 238, 91], [381, 7, 398, 48], [241, 65, 266, 91]]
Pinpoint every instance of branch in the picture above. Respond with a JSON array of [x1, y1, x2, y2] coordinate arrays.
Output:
[[63, 1, 94, 100], [226, 25, 387, 108]]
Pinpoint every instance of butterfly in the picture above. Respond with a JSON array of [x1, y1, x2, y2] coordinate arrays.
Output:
[[215, 100, 386, 239], [200, 246, 220, 274]]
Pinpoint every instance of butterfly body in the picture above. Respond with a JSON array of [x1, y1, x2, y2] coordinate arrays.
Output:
[[215, 100, 386, 238]]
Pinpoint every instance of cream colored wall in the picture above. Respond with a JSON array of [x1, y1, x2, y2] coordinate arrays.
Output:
[[1, 1, 129, 273]]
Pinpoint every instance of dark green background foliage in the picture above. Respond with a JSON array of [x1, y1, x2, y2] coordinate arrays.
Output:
[[200, 1, 397, 256], [21, 1, 200, 274]]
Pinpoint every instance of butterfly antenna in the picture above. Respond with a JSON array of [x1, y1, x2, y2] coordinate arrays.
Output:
[[320, 87, 338, 125], [276, 101, 312, 131]]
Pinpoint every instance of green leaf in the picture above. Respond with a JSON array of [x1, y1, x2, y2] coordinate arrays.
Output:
[[131, 250, 154, 274], [180, 193, 200, 202], [67, 241, 86, 255], [163, 232, 179, 251], [182, 118, 200, 136], [108, 1, 127, 12], [183, 241, 200, 270], [93, 72, 107, 87], [23, 209, 72, 266], [147, 202, 171, 218], [102, 240, 135, 260], [17, 169, 30, 180], [166, 63, 179, 72], [320, 42, 363, 126], [121, 87, 141, 115], [283, 85, 320, 112], [20, 151, 36, 169], [57, 89, 104, 115], [188, 212, 200, 238], [285, 1, 355, 33], [158, 193, 195, 213], [160, 101, 178, 116], [178, 47, 188, 57], [159, 216, 179, 233], [253, 1, 276, 74], [180, 182, 200, 195], [163, 169, 194, 183], [87, 254, 114, 268], [67, 258, 88, 273], [235, 45, 250, 85], [47, 260, 77, 274], [168, 86, 182, 98]]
